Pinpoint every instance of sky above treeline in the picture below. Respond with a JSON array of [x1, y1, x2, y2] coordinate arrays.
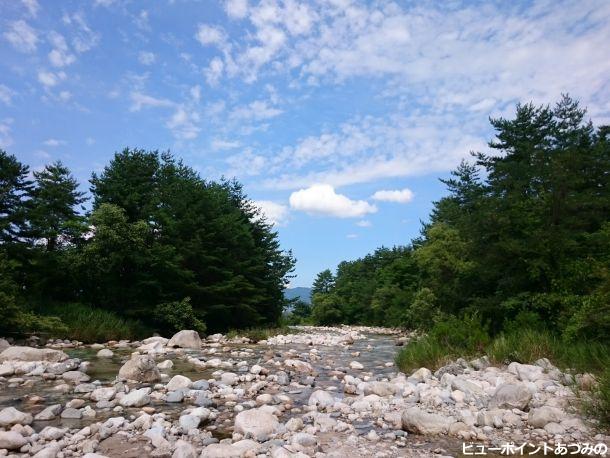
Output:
[[1, 0, 609, 286]]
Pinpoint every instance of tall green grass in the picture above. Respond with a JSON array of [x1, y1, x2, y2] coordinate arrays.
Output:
[[41, 303, 151, 343], [226, 326, 294, 342]]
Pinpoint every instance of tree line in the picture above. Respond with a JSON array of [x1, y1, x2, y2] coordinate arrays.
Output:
[[0, 149, 295, 339], [304, 96, 609, 343]]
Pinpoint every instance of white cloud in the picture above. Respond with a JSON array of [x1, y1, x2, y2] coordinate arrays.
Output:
[[346, 233, 358, 239], [0, 85, 14, 105], [204, 57, 224, 86], [190, 85, 202, 103], [129, 92, 174, 111], [289, 184, 377, 218], [94, 0, 116, 6], [195, 24, 227, 47], [48, 32, 76, 67], [62, 12, 100, 53], [166, 106, 200, 140], [21, 0, 40, 17], [356, 220, 372, 228], [4, 20, 38, 53], [230, 100, 283, 121], [37, 70, 66, 87], [138, 51, 156, 65], [58, 90, 71, 101], [225, 0, 248, 19], [0, 118, 14, 149], [43, 138, 65, 147], [371, 188, 414, 203], [211, 139, 240, 150], [253, 200, 289, 226]]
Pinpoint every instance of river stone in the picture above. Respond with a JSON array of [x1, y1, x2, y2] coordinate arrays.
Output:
[[0, 362, 14, 376], [284, 359, 313, 373], [401, 406, 454, 435], [167, 374, 192, 391], [0, 338, 9, 352], [179, 414, 201, 432], [234, 408, 280, 441], [157, 359, 173, 370], [166, 390, 185, 403], [118, 353, 161, 382], [292, 432, 317, 447], [0, 431, 27, 450], [544, 422, 566, 435], [508, 362, 544, 382], [62, 370, 91, 383], [40, 426, 67, 440], [173, 439, 197, 458], [120, 387, 151, 407], [35, 404, 62, 421], [61, 407, 82, 419], [0, 346, 68, 363], [308, 390, 335, 408], [451, 378, 483, 396], [363, 381, 396, 397], [220, 372, 239, 386], [32, 446, 61, 458], [411, 367, 433, 382], [349, 361, 364, 370], [200, 439, 259, 458], [97, 349, 114, 358], [167, 330, 202, 349], [91, 387, 116, 402], [0, 406, 33, 426], [194, 393, 213, 407], [528, 406, 564, 428], [489, 383, 532, 410], [192, 379, 209, 390]]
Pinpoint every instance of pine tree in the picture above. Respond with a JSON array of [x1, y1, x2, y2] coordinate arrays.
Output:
[[0, 150, 32, 244]]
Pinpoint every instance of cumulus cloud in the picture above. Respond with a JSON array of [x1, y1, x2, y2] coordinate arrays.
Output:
[[356, 220, 372, 228], [4, 20, 38, 53], [230, 100, 283, 121], [43, 138, 65, 147], [289, 184, 377, 218], [253, 200, 289, 226], [225, 0, 249, 19], [204, 57, 224, 86], [166, 106, 201, 140], [48, 32, 76, 67], [211, 139, 240, 150], [371, 188, 414, 203], [195, 24, 227, 48], [138, 51, 156, 65], [37, 70, 66, 87], [22, 0, 40, 17]]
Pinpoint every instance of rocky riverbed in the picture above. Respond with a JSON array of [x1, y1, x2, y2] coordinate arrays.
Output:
[[0, 326, 607, 457]]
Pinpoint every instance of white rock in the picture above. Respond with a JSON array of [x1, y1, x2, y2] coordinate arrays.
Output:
[[118, 353, 161, 382], [284, 359, 313, 373], [308, 390, 335, 408], [349, 361, 364, 370], [167, 330, 202, 349], [35, 404, 62, 421], [119, 387, 151, 407], [179, 414, 201, 432], [167, 374, 192, 391], [220, 372, 239, 386], [489, 383, 532, 411], [0, 406, 33, 426], [0, 431, 27, 450], [401, 406, 454, 435], [157, 359, 174, 370], [91, 387, 116, 402], [97, 349, 114, 358], [411, 367, 432, 382], [0, 346, 68, 362], [173, 439, 198, 458], [528, 406, 564, 428], [234, 408, 280, 441], [200, 439, 259, 458], [40, 426, 67, 440]]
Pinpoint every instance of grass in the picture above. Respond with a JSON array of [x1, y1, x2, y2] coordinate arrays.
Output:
[[226, 325, 294, 342], [41, 302, 151, 343]]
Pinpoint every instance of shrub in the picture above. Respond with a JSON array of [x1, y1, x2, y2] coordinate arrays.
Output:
[[405, 287, 442, 330], [43, 302, 149, 342], [586, 368, 610, 428], [227, 326, 292, 343], [154, 297, 206, 336]]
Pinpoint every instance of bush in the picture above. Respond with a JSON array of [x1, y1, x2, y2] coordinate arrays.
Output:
[[43, 303, 150, 342], [585, 368, 610, 429], [154, 297, 206, 336], [226, 326, 292, 343], [405, 287, 441, 330]]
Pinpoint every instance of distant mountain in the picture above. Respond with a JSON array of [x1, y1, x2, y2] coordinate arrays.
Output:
[[284, 287, 312, 303]]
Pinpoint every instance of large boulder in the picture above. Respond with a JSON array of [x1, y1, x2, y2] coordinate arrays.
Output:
[[34, 404, 62, 421], [0, 338, 9, 352], [508, 362, 544, 382], [528, 406, 564, 428], [0, 346, 68, 363], [401, 406, 454, 435], [363, 381, 397, 397], [173, 439, 198, 458], [0, 407, 33, 427], [0, 431, 27, 450], [118, 353, 161, 382], [489, 383, 532, 411], [119, 387, 151, 407], [234, 408, 280, 441], [167, 330, 201, 349]]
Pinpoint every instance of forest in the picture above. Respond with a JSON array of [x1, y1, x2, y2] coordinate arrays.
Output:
[[298, 96, 609, 380], [0, 149, 295, 340]]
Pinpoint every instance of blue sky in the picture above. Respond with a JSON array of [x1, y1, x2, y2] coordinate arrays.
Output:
[[1, 0, 609, 286]]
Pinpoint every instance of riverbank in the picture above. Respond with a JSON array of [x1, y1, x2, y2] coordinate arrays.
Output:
[[0, 326, 607, 457]]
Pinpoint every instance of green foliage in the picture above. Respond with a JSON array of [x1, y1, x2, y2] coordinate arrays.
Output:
[[42, 302, 150, 342], [285, 299, 312, 325], [0, 150, 32, 244], [154, 298, 206, 336], [311, 292, 343, 325], [226, 326, 292, 343], [311, 269, 335, 297], [404, 287, 441, 330], [585, 368, 610, 429]]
